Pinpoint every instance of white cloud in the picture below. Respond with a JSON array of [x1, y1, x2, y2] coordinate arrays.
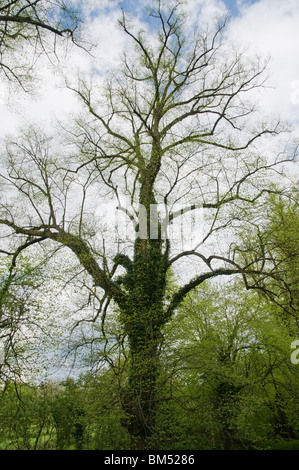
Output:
[[86, 10, 127, 73], [227, 0, 299, 128], [0, 104, 19, 137], [184, 0, 227, 25]]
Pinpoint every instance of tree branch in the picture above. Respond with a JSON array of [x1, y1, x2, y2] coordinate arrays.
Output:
[[0, 219, 126, 304], [166, 268, 240, 319], [0, 14, 73, 36]]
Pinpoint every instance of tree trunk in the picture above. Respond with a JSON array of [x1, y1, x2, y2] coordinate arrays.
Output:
[[121, 318, 160, 448], [118, 226, 167, 448], [215, 382, 240, 450]]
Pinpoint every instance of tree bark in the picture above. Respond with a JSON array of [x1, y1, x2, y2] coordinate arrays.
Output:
[[121, 318, 160, 447], [119, 215, 167, 447]]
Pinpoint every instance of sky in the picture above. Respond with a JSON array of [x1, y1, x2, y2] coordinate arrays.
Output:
[[224, 0, 259, 17], [0, 0, 299, 142]]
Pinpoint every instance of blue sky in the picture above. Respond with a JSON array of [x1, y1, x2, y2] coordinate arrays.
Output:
[[223, 0, 258, 17], [90, 0, 260, 19]]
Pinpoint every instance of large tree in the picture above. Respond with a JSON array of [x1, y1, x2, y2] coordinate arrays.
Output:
[[0, 0, 297, 448]]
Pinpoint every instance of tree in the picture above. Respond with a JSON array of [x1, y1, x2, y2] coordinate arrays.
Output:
[[232, 189, 299, 325], [160, 280, 299, 449], [0, 380, 57, 449], [0, 0, 80, 87], [0, 238, 84, 385], [264, 194, 299, 322], [0, 251, 42, 381], [0, 0, 297, 448]]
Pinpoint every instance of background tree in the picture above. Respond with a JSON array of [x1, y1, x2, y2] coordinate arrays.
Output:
[[0, 380, 56, 449], [0, 0, 81, 87], [0, 250, 44, 381], [158, 280, 299, 449], [0, 239, 88, 386], [263, 193, 299, 323], [0, 0, 298, 448]]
